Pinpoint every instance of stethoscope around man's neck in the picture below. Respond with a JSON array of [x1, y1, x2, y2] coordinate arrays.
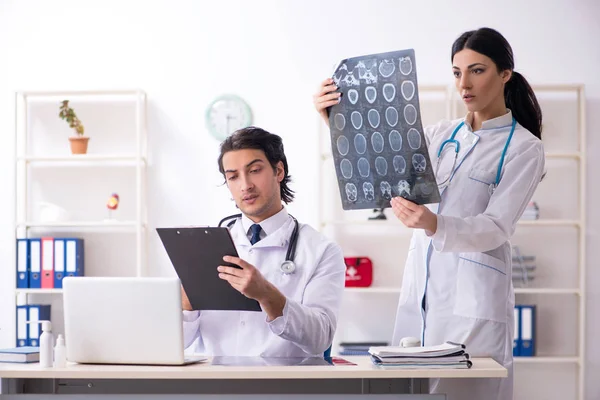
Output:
[[435, 117, 516, 194], [218, 213, 300, 275]]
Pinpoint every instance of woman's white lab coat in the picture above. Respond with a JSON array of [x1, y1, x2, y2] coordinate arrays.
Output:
[[392, 111, 545, 400], [183, 208, 346, 357]]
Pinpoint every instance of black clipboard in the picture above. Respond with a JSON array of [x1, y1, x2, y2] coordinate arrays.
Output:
[[157, 227, 261, 312]]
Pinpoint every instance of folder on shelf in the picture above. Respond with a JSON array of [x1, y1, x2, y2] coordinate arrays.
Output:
[[513, 306, 521, 357], [16, 305, 28, 347], [29, 239, 41, 289], [27, 305, 51, 347], [41, 237, 54, 289], [520, 305, 536, 357], [16, 239, 29, 289], [65, 238, 84, 278], [53, 239, 66, 289]]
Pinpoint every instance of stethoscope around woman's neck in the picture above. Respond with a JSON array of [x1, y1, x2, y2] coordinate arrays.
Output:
[[435, 117, 516, 194], [218, 213, 300, 275]]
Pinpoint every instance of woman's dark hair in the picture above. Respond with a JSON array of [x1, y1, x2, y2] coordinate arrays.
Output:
[[218, 126, 295, 204], [451, 27, 542, 140]]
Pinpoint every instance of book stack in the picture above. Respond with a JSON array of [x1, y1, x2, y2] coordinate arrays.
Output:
[[0, 346, 40, 363], [338, 341, 388, 356], [512, 245, 536, 287], [369, 341, 472, 369], [519, 201, 540, 220]]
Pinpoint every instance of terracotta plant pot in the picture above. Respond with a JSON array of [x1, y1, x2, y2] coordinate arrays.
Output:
[[69, 136, 90, 155]]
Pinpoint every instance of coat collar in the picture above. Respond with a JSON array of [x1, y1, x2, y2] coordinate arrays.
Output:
[[464, 109, 513, 132], [232, 207, 294, 248]]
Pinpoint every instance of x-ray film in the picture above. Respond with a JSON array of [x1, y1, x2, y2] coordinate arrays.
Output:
[[328, 49, 441, 210]]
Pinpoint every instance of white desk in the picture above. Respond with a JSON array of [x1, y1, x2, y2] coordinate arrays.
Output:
[[0, 356, 506, 398]]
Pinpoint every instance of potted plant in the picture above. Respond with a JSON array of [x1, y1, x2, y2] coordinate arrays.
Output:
[[59, 100, 89, 154]]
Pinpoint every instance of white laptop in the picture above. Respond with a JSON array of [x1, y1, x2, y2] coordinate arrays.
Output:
[[63, 276, 204, 365]]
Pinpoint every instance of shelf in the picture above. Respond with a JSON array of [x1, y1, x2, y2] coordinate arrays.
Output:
[[515, 288, 580, 295], [514, 356, 580, 364], [545, 152, 581, 159], [344, 287, 401, 293], [517, 219, 580, 227], [344, 288, 580, 295], [324, 219, 579, 228], [17, 154, 146, 167], [19, 89, 144, 98], [15, 289, 63, 295], [17, 220, 145, 229], [323, 220, 407, 227]]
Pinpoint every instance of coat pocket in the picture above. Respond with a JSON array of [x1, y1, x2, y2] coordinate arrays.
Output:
[[453, 252, 508, 323], [465, 168, 496, 214]]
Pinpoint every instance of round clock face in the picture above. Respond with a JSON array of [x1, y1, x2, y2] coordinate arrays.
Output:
[[205, 95, 253, 141]]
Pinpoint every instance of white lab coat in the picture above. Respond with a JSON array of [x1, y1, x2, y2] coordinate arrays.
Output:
[[183, 208, 346, 357], [392, 111, 545, 400]]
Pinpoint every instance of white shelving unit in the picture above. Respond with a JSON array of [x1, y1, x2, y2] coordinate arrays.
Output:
[[319, 84, 586, 400], [12, 89, 148, 337]]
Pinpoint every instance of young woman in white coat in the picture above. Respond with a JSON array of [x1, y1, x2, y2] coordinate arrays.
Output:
[[313, 27, 545, 400]]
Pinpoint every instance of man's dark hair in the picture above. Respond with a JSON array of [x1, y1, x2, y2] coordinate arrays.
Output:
[[218, 126, 295, 204]]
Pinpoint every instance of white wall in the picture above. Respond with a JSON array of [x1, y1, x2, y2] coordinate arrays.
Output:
[[0, 0, 598, 398]]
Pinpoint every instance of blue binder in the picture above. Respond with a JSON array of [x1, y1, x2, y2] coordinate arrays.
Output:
[[513, 306, 521, 357], [16, 239, 29, 289], [27, 305, 51, 347], [53, 239, 66, 289], [520, 305, 536, 357], [65, 238, 84, 278], [29, 238, 42, 289], [16, 305, 28, 347]]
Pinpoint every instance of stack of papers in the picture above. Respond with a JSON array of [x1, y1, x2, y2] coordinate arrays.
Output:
[[369, 341, 472, 369]]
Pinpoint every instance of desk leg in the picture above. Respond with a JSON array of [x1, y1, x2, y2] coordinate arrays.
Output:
[[410, 378, 430, 394]]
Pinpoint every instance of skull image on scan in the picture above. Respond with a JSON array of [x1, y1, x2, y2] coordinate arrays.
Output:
[[365, 86, 377, 104], [336, 135, 350, 156], [404, 104, 417, 125], [378, 59, 395, 77], [334, 113, 346, 131], [393, 155, 407, 174], [371, 132, 384, 153], [343, 71, 359, 86], [412, 153, 427, 173], [351, 111, 363, 130], [383, 83, 396, 102], [385, 106, 398, 127], [363, 182, 375, 201], [357, 157, 370, 178], [340, 159, 353, 179], [348, 89, 359, 105], [332, 63, 348, 86], [357, 60, 378, 84], [389, 130, 402, 151], [401, 81, 415, 101], [380, 181, 392, 200], [407, 128, 422, 150], [367, 109, 380, 128], [399, 56, 413, 75], [375, 156, 388, 176], [354, 134, 367, 154], [397, 180, 411, 197], [345, 183, 358, 202]]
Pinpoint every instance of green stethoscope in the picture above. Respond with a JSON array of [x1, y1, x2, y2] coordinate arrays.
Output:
[[435, 117, 516, 194]]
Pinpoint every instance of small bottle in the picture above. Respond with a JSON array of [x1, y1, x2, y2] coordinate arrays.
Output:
[[39, 320, 54, 368], [53, 334, 67, 368]]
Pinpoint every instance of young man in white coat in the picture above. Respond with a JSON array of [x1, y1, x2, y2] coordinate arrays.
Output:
[[181, 126, 346, 357]]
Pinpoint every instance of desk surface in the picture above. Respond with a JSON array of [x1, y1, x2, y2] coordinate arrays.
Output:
[[0, 357, 506, 380]]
